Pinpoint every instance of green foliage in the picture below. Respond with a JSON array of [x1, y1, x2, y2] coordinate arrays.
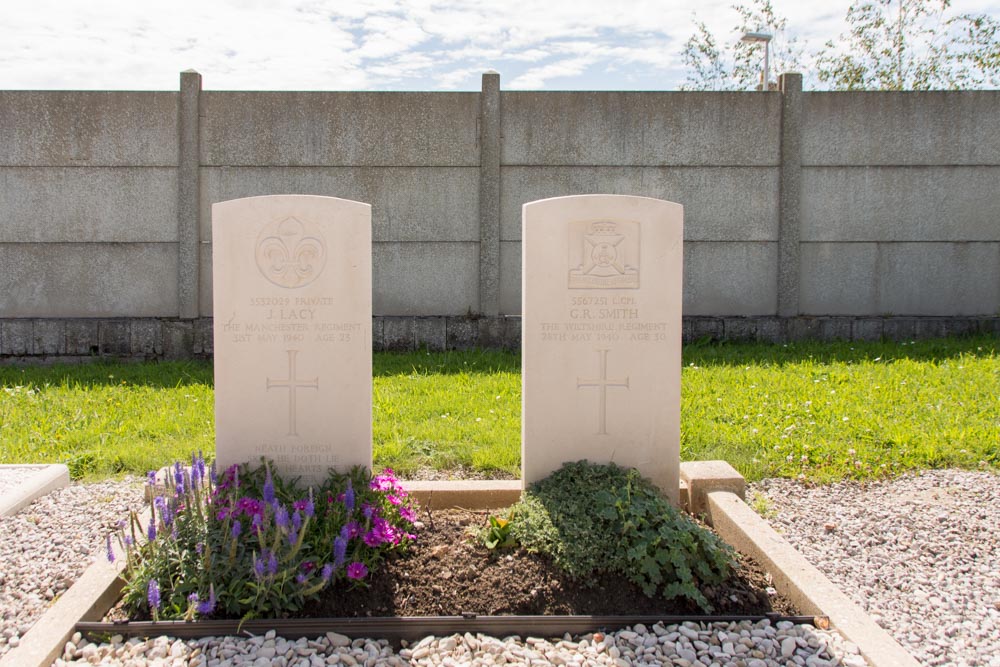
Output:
[[482, 513, 517, 550], [509, 461, 735, 611], [115, 459, 418, 621], [816, 0, 1000, 90], [681, 0, 805, 91]]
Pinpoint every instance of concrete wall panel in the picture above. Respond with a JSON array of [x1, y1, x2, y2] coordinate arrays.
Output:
[[499, 240, 521, 316], [803, 92, 1000, 166], [501, 92, 780, 166], [201, 92, 479, 167], [802, 167, 1000, 242], [0, 243, 178, 317], [878, 242, 1000, 316], [200, 167, 478, 243], [800, 243, 879, 315], [683, 242, 778, 316], [373, 242, 479, 316], [0, 168, 178, 242], [0, 92, 178, 166], [199, 243, 213, 317], [500, 166, 779, 242]]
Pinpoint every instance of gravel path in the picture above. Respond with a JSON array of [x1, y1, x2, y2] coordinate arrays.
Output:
[[0, 477, 146, 657], [751, 468, 1000, 667], [1, 468, 996, 666]]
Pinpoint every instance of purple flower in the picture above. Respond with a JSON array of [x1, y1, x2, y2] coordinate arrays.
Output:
[[267, 551, 278, 576], [251, 513, 263, 532], [304, 495, 315, 519], [296, 573, 307, 584], [147, 579, 161, 610], [321, 563, 334, 581], [253, 554, 267, 580], [195, 542, 204, 555], [333, 535, 347, 567], [346, 521, 361, 539], [147, 470, 157, 486], [231, 520, 242, 539], [399, 505, 416, 523], [344, 483, 355, 513], [275, 504, 290, 530], [191, 453, 201, 485], [123, 535, 134, 548], [210, 460, 218, 486], [363, 531, 382, 547], [346, 562, 368, 580], [291, 510, 302, 534], [196, 585, 216, 615], [386, 494, 402, 506], [147, 518, 157, 542], [173, 462, 183, 488], [105, 534, 115, 563], [263, 467, 275, 506], [362, 503, 374, 520], [236, 497, 265, 519]]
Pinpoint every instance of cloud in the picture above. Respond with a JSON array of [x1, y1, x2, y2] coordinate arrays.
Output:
[[1, 0, 996, 90]]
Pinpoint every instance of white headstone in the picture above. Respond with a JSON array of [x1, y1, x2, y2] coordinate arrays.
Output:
[[212, 195, 372, 487], [521, 195, 683, 503]]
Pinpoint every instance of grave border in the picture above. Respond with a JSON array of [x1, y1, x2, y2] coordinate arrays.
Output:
[[0, 463, 917, 667]]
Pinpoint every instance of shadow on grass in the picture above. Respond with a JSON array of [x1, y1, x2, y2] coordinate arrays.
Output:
[[373, 349, 520, 376], [683, 334, 997, 367], [0, 360, 214, 388]]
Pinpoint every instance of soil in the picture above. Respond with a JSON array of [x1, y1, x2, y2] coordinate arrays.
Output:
[[298, 508, 797, 618], [109, 508, 797, 622]]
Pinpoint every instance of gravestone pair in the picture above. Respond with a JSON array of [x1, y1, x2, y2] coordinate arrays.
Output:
[[213, 195, 682, 503]]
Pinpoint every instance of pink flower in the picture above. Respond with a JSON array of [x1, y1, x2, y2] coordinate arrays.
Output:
[[346, 562, 368, 580]]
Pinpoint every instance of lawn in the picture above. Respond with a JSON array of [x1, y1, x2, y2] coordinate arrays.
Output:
[[0, 336, 996, 482]]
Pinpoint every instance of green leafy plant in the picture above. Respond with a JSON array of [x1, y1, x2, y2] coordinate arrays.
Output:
[[482, 512, 517, 550], [112, 457, 418, 621], [509, 461, 735, 611]]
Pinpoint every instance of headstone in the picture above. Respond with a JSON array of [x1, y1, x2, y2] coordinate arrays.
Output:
[[521, 195, 683, 504], [212, 195, 372, 487]]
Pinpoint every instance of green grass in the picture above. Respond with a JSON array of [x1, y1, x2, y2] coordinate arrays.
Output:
[[1, 337, 997, 482]]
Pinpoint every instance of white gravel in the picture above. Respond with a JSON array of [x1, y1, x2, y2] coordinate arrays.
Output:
[[0, 476, 145, 657], [1, 468, 997, 666], [751, 468, 1000, 667]]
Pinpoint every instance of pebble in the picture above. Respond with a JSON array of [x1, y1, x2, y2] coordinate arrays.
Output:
[[753, 469, 1000, 667], [0, 477, 145, 659]]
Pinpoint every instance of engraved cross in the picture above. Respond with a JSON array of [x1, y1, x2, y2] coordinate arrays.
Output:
[[266, 349, 319, 436], [576, 349, 629, 436]]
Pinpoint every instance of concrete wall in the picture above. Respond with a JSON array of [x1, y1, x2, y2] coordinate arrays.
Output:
[[1, 74, 999, 357]]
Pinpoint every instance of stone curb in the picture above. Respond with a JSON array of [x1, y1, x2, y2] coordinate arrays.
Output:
[[0, 464, 70, 517], [706, 490, 920, 667]]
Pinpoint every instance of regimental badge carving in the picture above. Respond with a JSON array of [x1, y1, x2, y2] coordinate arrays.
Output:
[[255, 217, 327, 288], [568, 221, 640, 289], [576, 349, 630, 436]]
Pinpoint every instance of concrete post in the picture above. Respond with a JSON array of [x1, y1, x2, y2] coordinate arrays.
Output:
[[777, 73, 802, 317], [178, 70, 202, 319], [479, 71, 501, 317]]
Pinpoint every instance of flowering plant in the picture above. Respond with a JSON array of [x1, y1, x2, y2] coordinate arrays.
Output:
[[112, 455, 417, 621]]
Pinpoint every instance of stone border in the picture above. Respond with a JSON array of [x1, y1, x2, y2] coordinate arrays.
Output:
[[2, 315, 998, 361], [1, 464, 917, 667], [0, 464, 70, 517]]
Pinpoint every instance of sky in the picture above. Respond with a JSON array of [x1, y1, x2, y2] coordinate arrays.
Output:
[[2, 0, 998, 91]]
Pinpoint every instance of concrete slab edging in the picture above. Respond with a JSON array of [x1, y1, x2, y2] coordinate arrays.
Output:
[[0, 464, 70, 517], [706, 490, 920, 667]]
